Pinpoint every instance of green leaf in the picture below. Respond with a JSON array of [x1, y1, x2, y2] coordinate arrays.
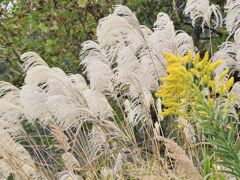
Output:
[[45, 39, 56, 52], [38, 23, 49, 33], [77, 0, 88, 8]]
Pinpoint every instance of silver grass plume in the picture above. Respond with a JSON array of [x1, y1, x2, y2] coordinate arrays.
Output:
[[233, 29, 240, 66], [225, 0, 240, 35], [20, 52, 100, 129], [212, 42, 237, 80], [113, 47, 154, 125], [55, 171, 80, 180], [21, 51, 117, 129], [0, 159, 12, 180], [149, 12, 176, 56], [184, 0, 222, 29], [0, 129, 46, 179], [96, 5, 164, 81], [93, 6, 160, 127], [140, 25, 152, 38], [97, 5, 145, 58], [62, 152, 81, 172], [230, 82, 240, 116], [149, 13, 195, 59], [175, 30, 196, 56], [230, 82, 240, 121], [212, 0, 240, 81], [20, 52, 122, 176], [158, 137, 202, 179], [20, 85, 51, 124], [83, 89, 113, 120], [21, 52, 48, 72], [80, 40, 114, 94], [0, 82, 25, 137]]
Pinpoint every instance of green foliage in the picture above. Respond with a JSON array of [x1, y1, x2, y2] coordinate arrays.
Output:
[[194, 97, 240, 178], [0, 0, 227, 86], [0, 0, 113, 84]]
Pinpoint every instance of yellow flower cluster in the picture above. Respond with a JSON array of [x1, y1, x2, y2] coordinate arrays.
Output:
[[155, 52, 194, 117], [155, 51, 234, 117]]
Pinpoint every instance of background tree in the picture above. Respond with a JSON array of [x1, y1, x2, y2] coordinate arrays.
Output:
[[0, 0, 226, 86]]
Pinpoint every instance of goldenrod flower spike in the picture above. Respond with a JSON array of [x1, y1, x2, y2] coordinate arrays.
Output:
[[202, 51, 209, 64], [190, 68, 200, 78], [200, 75, 210, 86], [195, 51, 209, 69], [156, 50, 229, 118], [208, 80, 216, 90], [192, 52, 200, 65], [163, 52, 179, 64], [182, 50, 192, 63], [208, 60, 222, 71], [226, 77, 234, 91], [156, 52, 195, 117], [219, 69, 229, 81], [217, 77, 234, 95]]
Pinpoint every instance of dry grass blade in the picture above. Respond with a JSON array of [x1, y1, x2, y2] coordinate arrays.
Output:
[[158, 137, 202, 180]]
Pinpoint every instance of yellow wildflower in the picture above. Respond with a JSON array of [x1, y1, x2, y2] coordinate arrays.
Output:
[[156, 51, 229, 117], [208, 80, 216, 90], [181, 51, 192, 64], [219, 69, 229, 81], [163, 52, 179, 64], [199, 75, 210, 86], [217, 84, 226, 95], [192, 52, 200, 65], [190, 68, 200, 78], [195, 52, 209, 69], [208, 60, 222, 71], [226, 77, 234, 91]]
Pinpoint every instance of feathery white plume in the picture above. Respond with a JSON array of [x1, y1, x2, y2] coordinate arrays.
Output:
[[68, 74, 89, 91], [175, 30, 195, 56], [97, 5, 146, 65], [20, 85, 51, 124], [0, 99, 24, 137], [88, 125, 108, 160], [0, 82, 24, 137], [233, 29, 240, 68], [212, 42, 237, 79], [46, 94, 91, 130], [0, 159, 12, 180], [149, 13, 196, 60], [80, 41, 113, 94], [225, 0, 240, 35], [0, 81, 20, 105], [184, 0, 222, 29], [24, 65, 57, 85], [124, 99, 148, 125], [21, 52, 48, 72], [55, 171, 80, 180], [62, 152, 80, 172], [83, 89, 113, 119], [230, 82, 240, 109], [149, 12, 176, 56], [140, 25, 152, 39], [0, 129, 46, 179]]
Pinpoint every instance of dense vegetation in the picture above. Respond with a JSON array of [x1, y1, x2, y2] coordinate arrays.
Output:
[[0, 0, 226, 85], [1, 0, 240, 179]]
